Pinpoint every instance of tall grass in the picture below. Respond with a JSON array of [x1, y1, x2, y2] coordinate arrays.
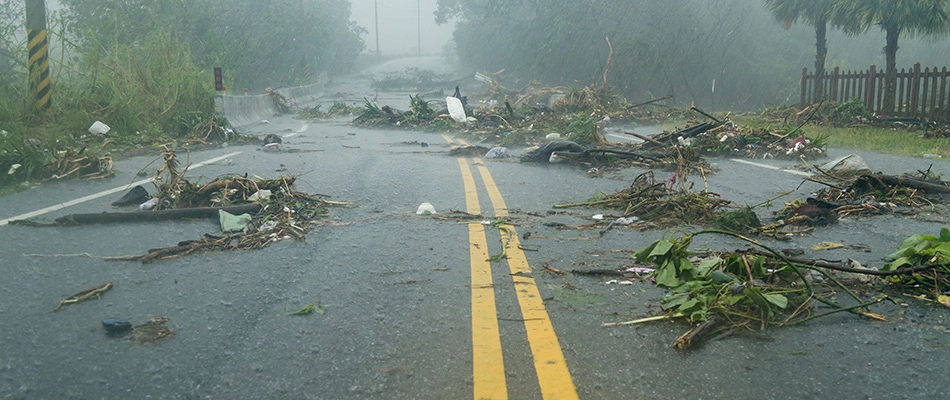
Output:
[[0, 29, 215, 188]]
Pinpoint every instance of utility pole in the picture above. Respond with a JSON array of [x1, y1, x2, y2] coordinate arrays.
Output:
[[25, 0, 51, 111], [417, 0, 421, 56], [374, 0, 380, 56]]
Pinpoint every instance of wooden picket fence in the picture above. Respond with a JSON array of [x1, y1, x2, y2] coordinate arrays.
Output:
[[800, 63, 950, 121]]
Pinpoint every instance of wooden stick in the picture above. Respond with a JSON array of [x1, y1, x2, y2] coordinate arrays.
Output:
[[50, 204, 262, 226], [624, 131, 667, 146], [54, 281, 113, 312]]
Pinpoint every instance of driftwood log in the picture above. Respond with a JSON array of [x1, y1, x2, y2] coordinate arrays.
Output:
[[867, 174, 950, 195], [44, 204, 263, 226]]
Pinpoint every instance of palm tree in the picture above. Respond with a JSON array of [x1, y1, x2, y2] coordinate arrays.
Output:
[[833, 0, 950, 114], [765, 0, 837, 102]]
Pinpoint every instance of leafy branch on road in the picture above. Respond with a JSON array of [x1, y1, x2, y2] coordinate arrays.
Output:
[[612, 229, 896, 349]]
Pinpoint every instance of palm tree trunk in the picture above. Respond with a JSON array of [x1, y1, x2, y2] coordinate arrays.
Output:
[[883, 23, 900, 115], [814, 18, 827, 102]]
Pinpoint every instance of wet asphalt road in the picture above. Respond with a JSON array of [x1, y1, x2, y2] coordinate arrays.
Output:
[[2, 61, 950, 399]]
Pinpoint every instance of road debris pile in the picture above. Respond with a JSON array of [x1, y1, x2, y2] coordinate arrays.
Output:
[[41, 146, 115, 181], [642, 107, 827, 160], [353, 82, 680, 145], [14, 146, 348, 262], [554, 171, 734, 229], [883, 228, 950, 294], [297, 101, 363, 119], [605, 230, 896, 349], [102, 316, 175, 344], [799, 163, 950, 219]]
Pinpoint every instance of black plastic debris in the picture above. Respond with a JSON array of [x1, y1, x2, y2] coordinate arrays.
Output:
[[263, 133, 282, 145], [112, 185, 150, 206], [520, 140, 585, 163], [102, 318, 133, 335]]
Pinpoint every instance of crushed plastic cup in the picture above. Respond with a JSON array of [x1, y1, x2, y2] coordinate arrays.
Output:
[[248, 190, 272, 201], [416, 202, 436, 215], [88, 121, 111, 135]]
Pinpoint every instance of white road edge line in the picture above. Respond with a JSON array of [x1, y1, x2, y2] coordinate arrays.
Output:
[[607, 133, 638, 142], [730, 158, 814, 177], [0, 151, 242, 227]]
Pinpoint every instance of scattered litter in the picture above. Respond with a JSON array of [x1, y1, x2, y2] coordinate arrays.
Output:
[[605, 279, 634, 285], [88, 121, 111, 135], [263, 142, 281, 152], [138, 198, 159, 210], [818, 154, 869, 174], [54, 281, 113, 312], [132, 316, 174, 344], [811, 241, 844, 251], [614, 216, 639, 225], [7, 163, 20, 175], [939, 295, 950, 309], [102, 318, 133, 335], [545, 133, 562, 140], [248, 189, 272, 201], [263, 133, 283, 145], [219, 210, 253, 233], [112, 185, 151, 206], [520, 140, 585, 163], [484, 147, 510, 159], [592, 214, 605, 220], [416, 202, 436, 215], [624, 267, 655, 274], [446, 96, 466, 122]]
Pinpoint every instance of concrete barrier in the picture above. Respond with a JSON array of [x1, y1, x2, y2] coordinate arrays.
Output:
[[214, 74, 326, 129]]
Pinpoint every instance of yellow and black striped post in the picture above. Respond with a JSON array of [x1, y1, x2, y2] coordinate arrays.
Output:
[[26, 0, 51, 111]]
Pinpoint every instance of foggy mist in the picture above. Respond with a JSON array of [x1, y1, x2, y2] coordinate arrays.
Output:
[[350, 0, 455, 55]]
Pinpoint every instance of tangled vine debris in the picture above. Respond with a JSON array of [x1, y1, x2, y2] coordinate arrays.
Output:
[[555, 170, 735, 229], [606, 230, 893, 349]]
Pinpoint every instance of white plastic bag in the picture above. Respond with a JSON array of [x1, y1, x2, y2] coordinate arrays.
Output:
[[446, 97, 466, 122]]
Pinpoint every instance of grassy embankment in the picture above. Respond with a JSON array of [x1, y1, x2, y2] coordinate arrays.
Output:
[[0, 31, 219, 193], [809, 125, 950, 159]]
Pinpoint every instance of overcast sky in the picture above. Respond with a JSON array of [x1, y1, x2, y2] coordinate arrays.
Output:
[[349, 0, 455, 56]]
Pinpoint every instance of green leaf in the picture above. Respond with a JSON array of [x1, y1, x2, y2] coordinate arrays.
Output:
[[660, 292, 690, 309], [655, 263, 680, 288], [647, 239, 674, 258], [752, 256, 767, 277], [940, 228, 950, 243], [884, 256, 913, 271], [697, 257, 723, 275], [634, 241, 659, 262], [762, 293, 788, 309]]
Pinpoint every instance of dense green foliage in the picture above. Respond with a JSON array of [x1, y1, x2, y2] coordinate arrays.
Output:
[[0, 1, 366, 187], [60, 0, 366, 90]]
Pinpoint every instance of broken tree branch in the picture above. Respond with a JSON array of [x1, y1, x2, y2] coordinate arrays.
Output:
[[54, 281, 113, 312], [48, 204, 263, 226]]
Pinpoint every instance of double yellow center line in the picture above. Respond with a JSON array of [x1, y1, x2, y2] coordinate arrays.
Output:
[[447, 136, 578, 400]]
